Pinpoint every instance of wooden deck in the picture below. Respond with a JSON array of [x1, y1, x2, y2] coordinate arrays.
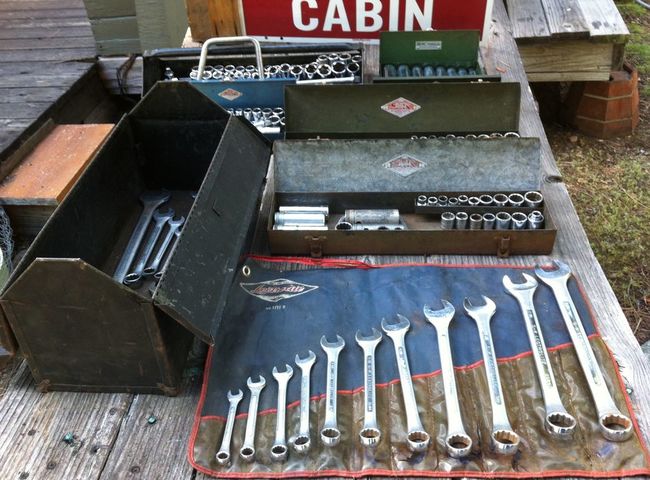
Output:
[[1, 1, 649, 479], [506, 0, 630, 81], [0, 0, 96, 161]]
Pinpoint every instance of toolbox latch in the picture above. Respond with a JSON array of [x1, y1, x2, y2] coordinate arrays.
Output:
[[497, 236, 511, 258], [305, 236, 326, 258]]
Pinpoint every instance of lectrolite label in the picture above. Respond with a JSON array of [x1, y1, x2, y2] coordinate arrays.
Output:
[[383, 154, 427, 177], [218, 88, 243, 101], [381, 97, 421, 118]]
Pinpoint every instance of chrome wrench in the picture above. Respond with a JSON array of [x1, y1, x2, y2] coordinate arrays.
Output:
[[535, 260, 633, 441], [320, 335, 345, 447], [382, 315, 430, 452], [240, 375, 266, 462], [124, 207, 174, 285], [423, 300, 473, 458], [216, 389, 243, 466], [355, 328, 382, 448], [503, 273, 577, 438], [113, 190, 170, 283], [271, 364, 293, 462], [294, 350, 316, 453], [464, 296, 520, 454], [143, 215, 185, 276]]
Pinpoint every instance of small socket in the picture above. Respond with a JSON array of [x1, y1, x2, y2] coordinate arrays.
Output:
[[496, 212, 512, 230], [455, 212, 469, 230], [524, 191, 544, 208], [479, 194, 494, 206], [427, 196, 438, 206], [508, 193, 525, 207], [468, 196, 481, 207], [458, 195, 469, 205], [441, 212, 455, 230], [417, 195, 428, 206], [437, 195, 449, 207], [482, 213, 496, 230], [511, 212, 528, 230], [448, 197, 459, 206], [493, 193, 508, 207], [469, 213, 483, 230], [528, 211, 545, 229]]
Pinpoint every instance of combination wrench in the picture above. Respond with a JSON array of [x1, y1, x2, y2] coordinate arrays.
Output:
[[124, 207, 174, 285], [355, 328, 382, 448], [320, 335, 345, 447], [294, 350, 316, 453], [382, 315, 430, 452], [503, 273, 577, 438], [464, 296, 520, 454], [535, 260, 633, 441], [240, 376, 266, 462], [423, 301, 473, 458], [143, 215, 185, 276], [113, 190, 170, 283], [271, 365, 293, 462], [216, 389, 243, 466]]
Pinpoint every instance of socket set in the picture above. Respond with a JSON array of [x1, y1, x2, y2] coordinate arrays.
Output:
[[411, 132, 520, 140], [226, 107, 284, 134], [415, 191, 544, 213], [440, 210, 545, 230], [383, 63, 479, 78], [273, 207, 408, 231]]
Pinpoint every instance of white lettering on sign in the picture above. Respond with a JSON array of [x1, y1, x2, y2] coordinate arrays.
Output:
[[291, 0, 435, 33], [324, 0, 351, 31], [357, 0, 382, 32], [293, 0, 319, 31]]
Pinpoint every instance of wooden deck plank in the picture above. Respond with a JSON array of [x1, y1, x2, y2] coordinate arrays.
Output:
[[0, 361, 133, 480], [578, 0, 629, 41], [0, 17, 92, 29], [0, 48, 96, 63], [506, 0, 551, 40], [0, 37, 96, 50], [0, 26, 93, 40], [0, 8, 88, 19], [543, 0, 590, 38], [0, 87, 86, 103]]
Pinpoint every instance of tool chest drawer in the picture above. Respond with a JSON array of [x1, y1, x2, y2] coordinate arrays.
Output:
[[0, 82, 271, 394]]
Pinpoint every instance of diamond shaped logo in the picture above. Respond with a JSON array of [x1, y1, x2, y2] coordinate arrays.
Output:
[[240, 278, 319, 303], [381, 97, 421, 118], [218, 88, 243, 101], [383, 154, 427, 177]]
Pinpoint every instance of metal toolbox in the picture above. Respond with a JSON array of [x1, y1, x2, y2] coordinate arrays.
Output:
[[0, 82, 271, 394], [285, 83, 521, 138], [374, 30, 500, 83], [266, 137, 556, 257], [143, 38, 363, 140]]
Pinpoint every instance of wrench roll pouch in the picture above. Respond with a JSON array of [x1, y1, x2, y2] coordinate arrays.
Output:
[[266, 138, 557, 256], [0, 82, 272, 394], [190, 259, 650, 478]]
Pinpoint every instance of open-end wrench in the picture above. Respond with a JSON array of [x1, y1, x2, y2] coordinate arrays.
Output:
[[535, 260, 633, 441], [294, 350, 316, 453], [216, 389, 243, 466], [355, 328, 382, 448], [381, 315, 430, 453], [114, 190, 170, 283], [240, 376, 266, 462], [464, 296, 520, 455], [124, 207, 174, 285], [271, 365, 293, 462], [423, 301, 473, 458], [320, 335, 345, 447], [503, 273, 577, 438], [143, 216, 185, 276]]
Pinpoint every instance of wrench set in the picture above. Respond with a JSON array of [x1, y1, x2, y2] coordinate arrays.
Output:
[[113, 190, 186, 289], [214, 260, 632, 468]]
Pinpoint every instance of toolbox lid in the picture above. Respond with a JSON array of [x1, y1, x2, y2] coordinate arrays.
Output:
[[273, 137, 541, 193], [285, 83, 521, 138], [380, 30, 481, 67]]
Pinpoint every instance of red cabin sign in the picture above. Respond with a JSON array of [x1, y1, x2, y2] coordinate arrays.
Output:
[[239, 0, 492, 42]]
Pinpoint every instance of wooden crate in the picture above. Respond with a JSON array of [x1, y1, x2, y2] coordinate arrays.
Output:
[[186, 0, 242, 42]]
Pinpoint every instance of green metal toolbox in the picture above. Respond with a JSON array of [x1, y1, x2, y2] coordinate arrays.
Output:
[[0, 82, 271, 395], [284, 83, 521, 138], [266, 137, 556, 257]]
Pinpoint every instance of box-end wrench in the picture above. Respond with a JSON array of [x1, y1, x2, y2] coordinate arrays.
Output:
[[381, 315, 430, 453], [294, 350, 316, 453], [143, 216, 185, 276], [113, 190, 170, 283], [320, 335, 345, 447], [464, 296, 520, 455], [240, 375, 266, 462], [216, 389, 243, 466], [423, 301, 473, 458], [355, 328, 382, 448], [535, 260, 633, 441], [503, 274, 577, 438], [124, 207, 174, 286], [271, 365, 293, 462]]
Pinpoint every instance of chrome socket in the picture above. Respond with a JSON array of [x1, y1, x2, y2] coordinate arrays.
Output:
[[496, 212, 512, 230], [274, 212, 325, 226], [455, 212, 468, 230], [524, 191, 544, 208], [416, 195, 428, 206], [335, 222, 406, 231], [427, 196, 438, 206], [279, 206, 329, 217], [511, 212, 528, 230], [468, 197, 481, 207], [482, 213, 496, 230], [458, 195, 469, 206], [528, 211, 545, 229], [345, 209, 400, 225], [437, 195, 449, 207], [493, 193, 509, 207], [508, 193, 525, 207], [441, 212, 455, 230], [448, 197, 459, 206], [479, 194, 494, 206], [469, 213, 483, 230]]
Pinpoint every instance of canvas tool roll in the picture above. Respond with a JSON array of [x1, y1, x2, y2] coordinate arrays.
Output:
[[189, 257, 650, 478]]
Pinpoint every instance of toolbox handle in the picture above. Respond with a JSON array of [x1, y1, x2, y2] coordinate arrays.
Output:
[[197, 36, 265, 81]]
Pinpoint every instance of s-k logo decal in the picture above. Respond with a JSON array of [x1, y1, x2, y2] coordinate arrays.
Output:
[[218, 88, 243, 101], [383, 154, 427, 178], [381, 97, 421, 118], [240, 279, 319, 303]]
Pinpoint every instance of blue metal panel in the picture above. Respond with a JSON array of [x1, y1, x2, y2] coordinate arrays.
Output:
[[190, 78, 295, 109]]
